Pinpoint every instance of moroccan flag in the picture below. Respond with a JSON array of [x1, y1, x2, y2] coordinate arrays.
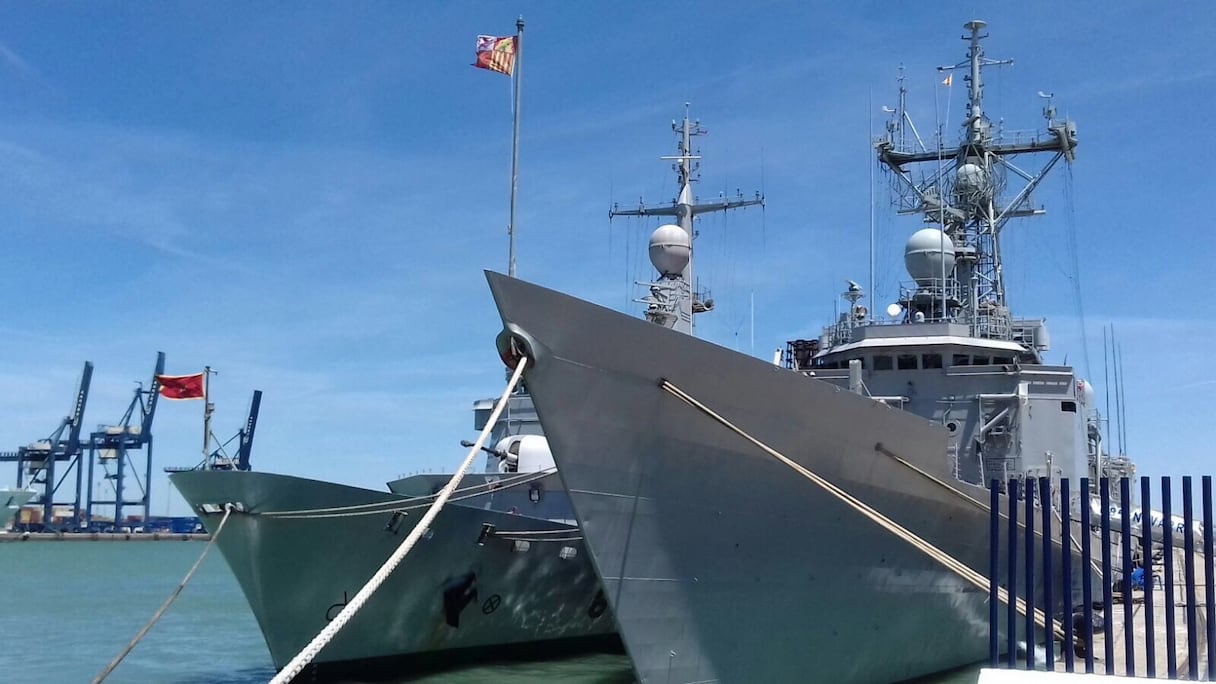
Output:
[[156, 372, 205, 400], [475, 35, 516, 76]]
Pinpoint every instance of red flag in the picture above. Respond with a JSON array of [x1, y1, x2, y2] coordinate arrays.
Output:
[[156, 372, 205, 400], [474, 35, 516, 76]]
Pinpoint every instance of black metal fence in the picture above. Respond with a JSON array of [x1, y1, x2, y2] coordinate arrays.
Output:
[[988, 476, 1215, 678]]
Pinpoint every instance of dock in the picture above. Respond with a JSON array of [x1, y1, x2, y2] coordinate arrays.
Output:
[[0, 531, 210, 542]]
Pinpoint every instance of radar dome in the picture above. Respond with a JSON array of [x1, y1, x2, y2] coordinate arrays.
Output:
[[649, 224, 691, 276], [955, 163, 988, 196], [904, 229, 956, 285]]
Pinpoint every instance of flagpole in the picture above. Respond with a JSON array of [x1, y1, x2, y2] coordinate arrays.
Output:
[[507, 16, 523, 278], [202, 366, 213, 470]]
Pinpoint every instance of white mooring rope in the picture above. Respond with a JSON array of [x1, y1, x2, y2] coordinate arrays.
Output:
[[268, 356, 529, 684], [659, 378, 1065, 641], [92, 505, 235, 684]]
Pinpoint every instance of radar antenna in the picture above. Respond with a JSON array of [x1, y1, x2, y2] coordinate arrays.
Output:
[[610, 104, 764, 334]]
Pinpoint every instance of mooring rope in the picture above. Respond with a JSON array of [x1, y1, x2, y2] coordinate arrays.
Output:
[[879, 442, 1096, 567], [259, 467, 556, 519], [659, 378, 1064, 640], [268, 356, 529, 684], [91, 505, 235, 684]]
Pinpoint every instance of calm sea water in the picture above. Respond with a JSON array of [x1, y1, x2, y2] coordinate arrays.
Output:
[[0, 541, 982, 683]]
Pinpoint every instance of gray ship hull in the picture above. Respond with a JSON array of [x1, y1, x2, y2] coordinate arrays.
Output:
[[488, 272, 1055, 684], [172, 470, 619, 680]]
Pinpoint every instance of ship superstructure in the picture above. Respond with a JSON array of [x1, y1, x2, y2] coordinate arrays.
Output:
[[784, 19, 1100, 502]]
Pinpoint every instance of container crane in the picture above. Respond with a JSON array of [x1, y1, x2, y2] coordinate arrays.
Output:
[[0, 362, 93, 529], [85, 352, 164, 529], [164, 389, 262, 472]]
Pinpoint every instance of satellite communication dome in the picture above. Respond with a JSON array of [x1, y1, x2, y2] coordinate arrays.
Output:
[[904, 228, 956, 285], [955, 163, 988, 197], [649, 224, 691, 276]]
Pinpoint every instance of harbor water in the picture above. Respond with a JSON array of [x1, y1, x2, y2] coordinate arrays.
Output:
[[0, 541, 981, 683]]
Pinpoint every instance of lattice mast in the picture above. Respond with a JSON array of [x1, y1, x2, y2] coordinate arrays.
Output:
[[876, 20, 1077, 339]]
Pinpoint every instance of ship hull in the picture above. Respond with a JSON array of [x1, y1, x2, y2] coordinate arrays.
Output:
[[171, 470, 619, 681], [1, 489, 35, 532], [487, 272, 1057, 684]]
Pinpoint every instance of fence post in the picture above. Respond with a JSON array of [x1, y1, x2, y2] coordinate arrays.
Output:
[[1040, 476, 1054, 670], [1141, 476, 1156, 678], [1120, 477, 1135, 675], [1185, 476, 1198, 681], [1026, 479, 1037, 670], [1081, 477, 1094, 674], [990, 479, 1000, 667], [1062, 477, 1074, 673], [1164, 476, 1177, 679], [1008, 478, 1020, 669], [1204, 475, 1214, 681], [1101, 477, 1114, 674]]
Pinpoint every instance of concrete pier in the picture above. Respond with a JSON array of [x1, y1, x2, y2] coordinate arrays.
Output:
[[0, 531, 210, 542]]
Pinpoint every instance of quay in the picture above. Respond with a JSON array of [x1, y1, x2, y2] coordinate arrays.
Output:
[[0, 531, 210, 542]]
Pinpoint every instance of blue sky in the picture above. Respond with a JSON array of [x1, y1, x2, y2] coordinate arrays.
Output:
[[2, 3, 1213, 515]]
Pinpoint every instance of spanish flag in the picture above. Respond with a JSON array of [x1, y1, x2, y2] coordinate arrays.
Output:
[[156, 372, 206, 400], [475, 35, 517, 76]]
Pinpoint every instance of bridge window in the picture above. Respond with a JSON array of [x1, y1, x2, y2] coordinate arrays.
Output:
[[1061, 401, 1077, 413], [897, 354, 918, 370], [952, 354, 970, 366], [873, 355, 893, 371], [973, 356, 990, 365], [922, 354, 943, 369], [994, 356, 1012, 365]]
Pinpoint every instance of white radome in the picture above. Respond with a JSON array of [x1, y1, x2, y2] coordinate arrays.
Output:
[[649, 224, 691, 276], [956, 163, 987, 194], [904, 228, 956, 285]]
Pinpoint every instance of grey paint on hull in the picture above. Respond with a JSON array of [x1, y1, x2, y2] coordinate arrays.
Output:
[[487, 272, 1064, 684], [171, 470, 615, 671]]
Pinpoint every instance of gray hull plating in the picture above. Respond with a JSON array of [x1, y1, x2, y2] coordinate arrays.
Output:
[[171, 470, 615, 674], [488, 272, 1055, 684]]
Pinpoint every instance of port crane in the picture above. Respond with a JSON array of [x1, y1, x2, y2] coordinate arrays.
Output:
[[164, 389, 262, 472], [84, 352, 165, 529], [0, 362, 93, 529]]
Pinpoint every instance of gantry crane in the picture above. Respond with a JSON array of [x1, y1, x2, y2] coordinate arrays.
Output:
[[0, 362, 93, 529], [85, 352, 164, 529]]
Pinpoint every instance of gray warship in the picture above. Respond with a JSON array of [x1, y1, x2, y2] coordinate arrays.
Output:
[[488, 21, 1104, 683], [171, 396, 619, 680]]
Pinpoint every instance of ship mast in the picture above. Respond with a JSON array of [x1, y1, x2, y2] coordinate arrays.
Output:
[[611, 104, 764, 334], [876, 20, 1078, 345]]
